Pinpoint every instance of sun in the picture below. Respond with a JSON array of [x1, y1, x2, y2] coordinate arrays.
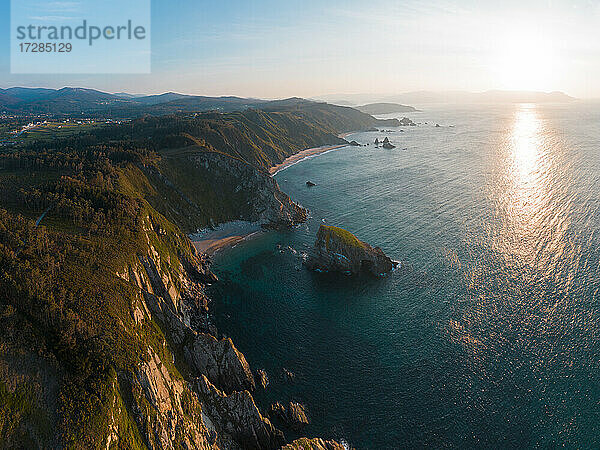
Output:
[[490, 30, 560, 91]]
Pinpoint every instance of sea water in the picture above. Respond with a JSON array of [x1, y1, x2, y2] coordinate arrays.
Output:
[[208, 102, 600, 448]]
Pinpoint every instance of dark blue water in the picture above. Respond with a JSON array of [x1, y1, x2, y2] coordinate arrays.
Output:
[[208, 103, 600, 448]]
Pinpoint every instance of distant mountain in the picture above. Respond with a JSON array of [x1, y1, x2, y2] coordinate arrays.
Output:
[[0, 90, 21, 107], [385, 90, 576, 104], [134, 95, 268, 114], [134, 92, 193, 105], [316, 90, 576, 106], [0, 87, 134, 114], [356, 103, 417, 115], [113, 92, 147, 99], [4, 87, 57, 102], [313, 93, 382, 105], [0, 87, 271, 116]]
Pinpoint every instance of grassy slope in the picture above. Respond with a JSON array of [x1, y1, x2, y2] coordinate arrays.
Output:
[[0, 102, 394, 446], [319, 225, 367, 250]]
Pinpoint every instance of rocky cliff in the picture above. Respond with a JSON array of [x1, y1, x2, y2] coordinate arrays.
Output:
[[0, 101, 377, 448], [306, 225, 397, 276]]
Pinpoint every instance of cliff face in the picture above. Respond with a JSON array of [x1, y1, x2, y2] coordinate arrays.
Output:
[[0, 101, 379, 448], [306, 225, 397, 276], [112, 214, 286, 449]]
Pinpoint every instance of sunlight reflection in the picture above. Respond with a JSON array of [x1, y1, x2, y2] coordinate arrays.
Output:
[[512, 104, 541, 185], [487, 103, 559, 264], [508, 104, 547, 223]]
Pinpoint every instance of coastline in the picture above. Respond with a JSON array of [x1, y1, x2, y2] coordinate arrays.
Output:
[[192, 235, 247, 256], [194, 134, 359, 256], [269, 143, 348, 175], [190, 221, 263, 256]]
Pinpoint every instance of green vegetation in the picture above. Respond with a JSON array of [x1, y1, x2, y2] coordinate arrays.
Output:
[[0, 102, 390, 446], [319, 225, 367, 250]]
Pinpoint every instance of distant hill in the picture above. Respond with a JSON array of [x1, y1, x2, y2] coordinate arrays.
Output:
[[0, 87, 134, 114], [0, 86, 271, 116], [386, 90, 576, 104], [316, 90, 576, 106], [1, 87, 411, 122], [356, 103, 417, 114], [133, 92, 193, 105]]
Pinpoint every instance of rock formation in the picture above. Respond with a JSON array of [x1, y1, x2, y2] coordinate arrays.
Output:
[[185, 333, 256, 393], [269, 401, 310, 430], [305, 225, 397, 276], [382, 137, 396, 149], [282, 368, 295, 382], [282, 438, 349, 450], [399, 117, 416, 126], [195, 375, 285, 449], [256, 369, 269, 389]]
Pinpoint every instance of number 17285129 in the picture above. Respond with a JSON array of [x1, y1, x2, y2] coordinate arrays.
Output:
[[19, 43, 72, 52]]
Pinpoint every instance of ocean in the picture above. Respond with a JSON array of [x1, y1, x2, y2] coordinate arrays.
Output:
[[207, 103, 600, 448]]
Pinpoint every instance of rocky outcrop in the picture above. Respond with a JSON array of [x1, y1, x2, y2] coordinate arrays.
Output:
[[129, 348, 217, 449], [256, 369, 269, 389], [382, 137, 395, 149], [399, 117, 416, 126], [305, 225, 397, 276], [187, 152, 307, 230], [269, 401, 310, 430], [282, 368, 295, 382], [282, 438, 348, 450], [195, 375, 285, 450], [185, 333, 255, 393]]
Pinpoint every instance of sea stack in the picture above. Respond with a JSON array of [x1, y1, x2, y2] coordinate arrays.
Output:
[[382, 137, 396, 149], [305, 225, 397, 276]]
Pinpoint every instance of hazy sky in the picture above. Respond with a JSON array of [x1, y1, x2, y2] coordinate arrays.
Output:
[[1, 0, 600, 98]]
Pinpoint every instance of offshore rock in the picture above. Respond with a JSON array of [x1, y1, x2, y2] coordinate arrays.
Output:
[[382, 137, 395, 149], [256, 369, 269, 389], [305, 225, 397, 276], [282, 368, 295, 382], [269, 401, 310, 430], [282, 438, 349, 450]]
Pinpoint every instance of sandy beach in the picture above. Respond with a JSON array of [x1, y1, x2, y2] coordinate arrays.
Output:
[[192, 235, 248, 255], [269, 144, 347, 175], [190, 221, 263, 256], [193, 137, 358, 255]]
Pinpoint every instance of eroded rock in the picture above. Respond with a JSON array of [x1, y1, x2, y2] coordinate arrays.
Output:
[[256, 369, 269, 389], [195, 375, 285, 450], [185, 333, 255, 393], [282, 437, 349, 450], [305, 225, 397, 276], [269, 401, 310, 430]]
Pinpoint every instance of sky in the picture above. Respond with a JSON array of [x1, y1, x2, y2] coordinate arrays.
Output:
[[1, 0, 600, 98]]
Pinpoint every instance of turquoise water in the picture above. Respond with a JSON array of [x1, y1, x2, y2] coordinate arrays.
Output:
[[208, 103, 600, 448]]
